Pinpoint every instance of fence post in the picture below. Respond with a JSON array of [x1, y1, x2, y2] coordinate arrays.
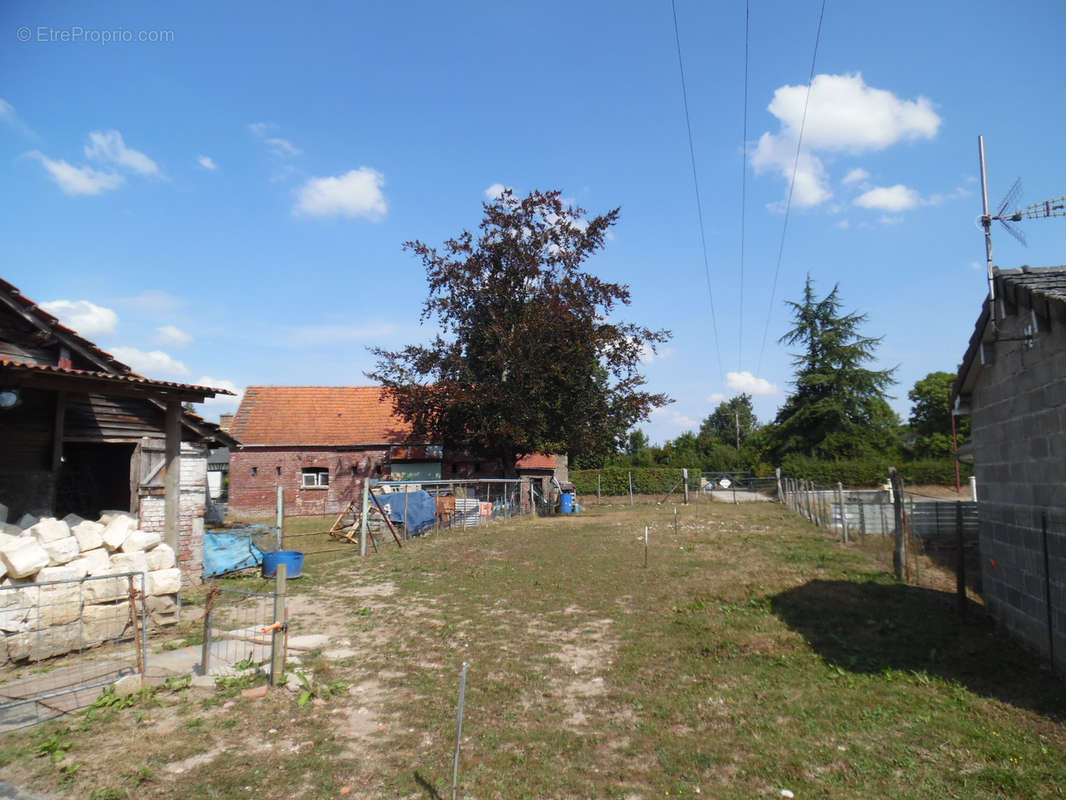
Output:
[[836, 482, 848, 543], [275, 485, 284, 550], [683, 469, 689, 505], [201, 599, 214, 677], [969, 475, 977, 501], [955, 501, 966, 619], [270, 563, 288, 686], [628, 472, 634, 506], [858, 501, 866, 537], [889, 467, 906, 582], [597, 473, 601, 505], [359, 479, 370, 556], [775, 468, 783, 502]]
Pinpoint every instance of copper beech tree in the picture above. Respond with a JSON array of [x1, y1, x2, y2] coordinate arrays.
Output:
[[367, 189, 670, 475]]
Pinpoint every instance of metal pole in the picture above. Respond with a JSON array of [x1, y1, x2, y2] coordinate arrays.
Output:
[[837, 482, 848, 543], [951, 410, 962, 494], [629, 471, 634, 506], [451, 661, 469, 800], [978, 135, 997, 329], [270, 563, 287, 685], [956, 501, 967, 619], [890, 467, 906, 582], [683, 468, 689, 505], [275, 485, 284, 551], [359, 480, 370, 556], [643, 525, 648, 568]]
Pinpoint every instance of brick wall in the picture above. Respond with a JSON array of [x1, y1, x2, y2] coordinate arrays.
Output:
[[139, 442, 207, 583], [971, 305, 1066, 674], [228, 447, 389, 518]]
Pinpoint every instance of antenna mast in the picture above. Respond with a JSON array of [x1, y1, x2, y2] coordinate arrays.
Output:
[[978, 135, 997, 327]]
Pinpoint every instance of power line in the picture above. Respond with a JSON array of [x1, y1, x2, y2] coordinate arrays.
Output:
[[738, 0, 750, 374], [756, 0, 828, 375], [671, 0, 724, 385]]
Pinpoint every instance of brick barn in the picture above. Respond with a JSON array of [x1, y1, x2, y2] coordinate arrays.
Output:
[[953, 266, 1066, 674], [227, 386, 567, 518]]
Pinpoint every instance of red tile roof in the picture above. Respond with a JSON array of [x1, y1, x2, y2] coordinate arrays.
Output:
[[517, 454, 557, 469], [231, 386, 418, 446]]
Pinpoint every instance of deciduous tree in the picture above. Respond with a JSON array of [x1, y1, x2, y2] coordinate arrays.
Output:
[[368, 189, 671, 474]]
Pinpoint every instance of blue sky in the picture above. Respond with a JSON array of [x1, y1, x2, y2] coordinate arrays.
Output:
[[3, 0, 1064, 444]]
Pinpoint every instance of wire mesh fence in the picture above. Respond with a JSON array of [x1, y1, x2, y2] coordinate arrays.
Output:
[[200, 583, 280, 677], [0, 571, 148, 732]]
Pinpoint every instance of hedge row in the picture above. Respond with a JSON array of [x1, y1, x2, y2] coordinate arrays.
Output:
[[570, 468, 689, 496], [571, 458, 969, 495], [779, 455, 971, 487]]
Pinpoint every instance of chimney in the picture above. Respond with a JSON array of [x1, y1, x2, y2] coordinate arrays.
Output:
[[219, 413, 234, 432]]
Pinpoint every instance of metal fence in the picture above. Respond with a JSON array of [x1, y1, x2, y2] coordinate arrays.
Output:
[[200, 582, 281, 678], [0, 571, 148, 732]]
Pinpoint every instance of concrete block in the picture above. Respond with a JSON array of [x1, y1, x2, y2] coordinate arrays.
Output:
[[7, 621, 80, 661], [0, 522, 20, 537], [0, 540, 50, 579], [62, 513, 85, 528], [145, 543, 176, 571], [114, 674, 143, 697], [83, 601, 133, 643], [43, 536, 80, 566], [37, 564, 85, 583], [98, 510, 135, 525], [16, 513, 38, 530], [147, 568, 182, 596], [0, 588, 33, 633], [80, 548, 111, 576], [0, 503, 6, 523], [62, 558, 91, 580], [71, 521, 105, 552], [121, 530, 163, 553], [101, 516, 135, 551], [146, 593, 179, 626], [0, 532, 18, 550], [28, 518, 70, 544]]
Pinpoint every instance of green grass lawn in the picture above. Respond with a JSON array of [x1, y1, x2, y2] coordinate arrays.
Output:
[[3, 500, 1064, 799]]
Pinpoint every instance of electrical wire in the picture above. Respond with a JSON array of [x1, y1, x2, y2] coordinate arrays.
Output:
[[738, 0, 750, 374], [756, 0, 828, 375], [671, 0, 724, 385]]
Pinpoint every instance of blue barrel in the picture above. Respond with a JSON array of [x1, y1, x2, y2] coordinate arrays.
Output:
[[560, 492, 574, 514], [262, 550, 304, 578]]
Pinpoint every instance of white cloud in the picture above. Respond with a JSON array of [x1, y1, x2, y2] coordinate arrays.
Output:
[[117, 290, 184, 312], [84, 130, 159, 176], [266, 137, 301, 158], [836, 219, 850, 230], [637, 342, 674, 364], [109, 347, 189, 377], [40, 299, 119, 336], [842, 167, 869, 185], [970, 260, 982, 271], [294, 167, 387, 220], [707, 392, 726, 403], [248, 122, 274, 137], [484, 183, 511, 200], [29, 152, 123, 196], [854, 184, 920, 211], [0, 98, 35, 138], [155, 325, 192, 347], [751, 73, 941, 208], [725, 371, 778, 396], [651, 406, 698, 430], [196, 376, 244, 416], [878, 215, 904, 226], [197, 155, 217, 171]]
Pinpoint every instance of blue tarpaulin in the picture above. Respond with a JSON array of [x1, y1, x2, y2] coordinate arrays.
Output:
[[203, 527, 269, 577], [378, 490, 436, 536]]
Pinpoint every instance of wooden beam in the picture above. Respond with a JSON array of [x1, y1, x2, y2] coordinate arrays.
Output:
[[164, 400, 181, 552], [1, 368, 212, 402], [51, 391, 66, 510]]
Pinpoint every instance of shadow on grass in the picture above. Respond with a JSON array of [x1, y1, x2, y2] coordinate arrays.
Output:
[[771, 579, 1066, 719], [413, 771, 444, 800]]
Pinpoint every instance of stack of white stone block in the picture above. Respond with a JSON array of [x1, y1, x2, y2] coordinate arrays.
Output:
[[0, 511, 181, 664]]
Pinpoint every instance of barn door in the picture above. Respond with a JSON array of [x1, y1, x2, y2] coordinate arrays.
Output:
[[130, 437, 167, 512]]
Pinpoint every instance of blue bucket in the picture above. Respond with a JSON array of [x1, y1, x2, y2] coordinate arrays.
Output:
[[262, 550, 304, 579], [560, 492, 574, 514]]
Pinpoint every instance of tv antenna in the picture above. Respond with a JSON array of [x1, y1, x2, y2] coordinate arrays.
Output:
[[978, 135, 1066, 328]]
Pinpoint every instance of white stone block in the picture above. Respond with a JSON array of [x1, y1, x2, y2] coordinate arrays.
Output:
[[121, 530, 162, 553], [83, 575, 129, 604], [28, 518, 70, 544], [0, 540, 50, 579], [62, 558, 92, 580], [0, 533, 18, 550], [0, 587, 33, 632], [71, 521, 105, 552], [16, 513, 38, 530], [145, 543, 176, 571], [38, 583, 81, 626], [83, 601, 132, 643], [62, 513, 85, 528], [0, 522, 21, 537], [147, 568, 182, 596], [43, 536, 80, 566], [37, 564, 84, 582], [0, 502, 6, 523], [80, 548, 111, 576], [109, 551, 148, 576], [7, 622, 80, 661], [101, 516, 135, 551]]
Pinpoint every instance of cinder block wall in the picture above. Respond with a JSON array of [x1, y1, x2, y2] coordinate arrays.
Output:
[[139, 442, 207, 583], [228, 447, 387, 518], [972, 307, 1066, 674]]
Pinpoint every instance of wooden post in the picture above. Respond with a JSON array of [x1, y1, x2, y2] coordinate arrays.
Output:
[[51, 391, 66, 511], [275, 485, 284, 550], [836, 482, 848, 543], [956, 501, 967, 619], [359, 480, 370, 556], [403, 489, 409, 540], [775, 468, 782, 502], [682, 469, 689, 505], [597, 473, 601, 504], [164, 400, 181, 552], [889, 467, 906, 582], [270, 563, 287, 686], [643, 525, 648, 568], [628, 471, 634, 506]]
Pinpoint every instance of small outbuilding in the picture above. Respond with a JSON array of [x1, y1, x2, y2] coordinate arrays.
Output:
[[0, 278, 236, 580], [953, 265, 1066, 673]]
